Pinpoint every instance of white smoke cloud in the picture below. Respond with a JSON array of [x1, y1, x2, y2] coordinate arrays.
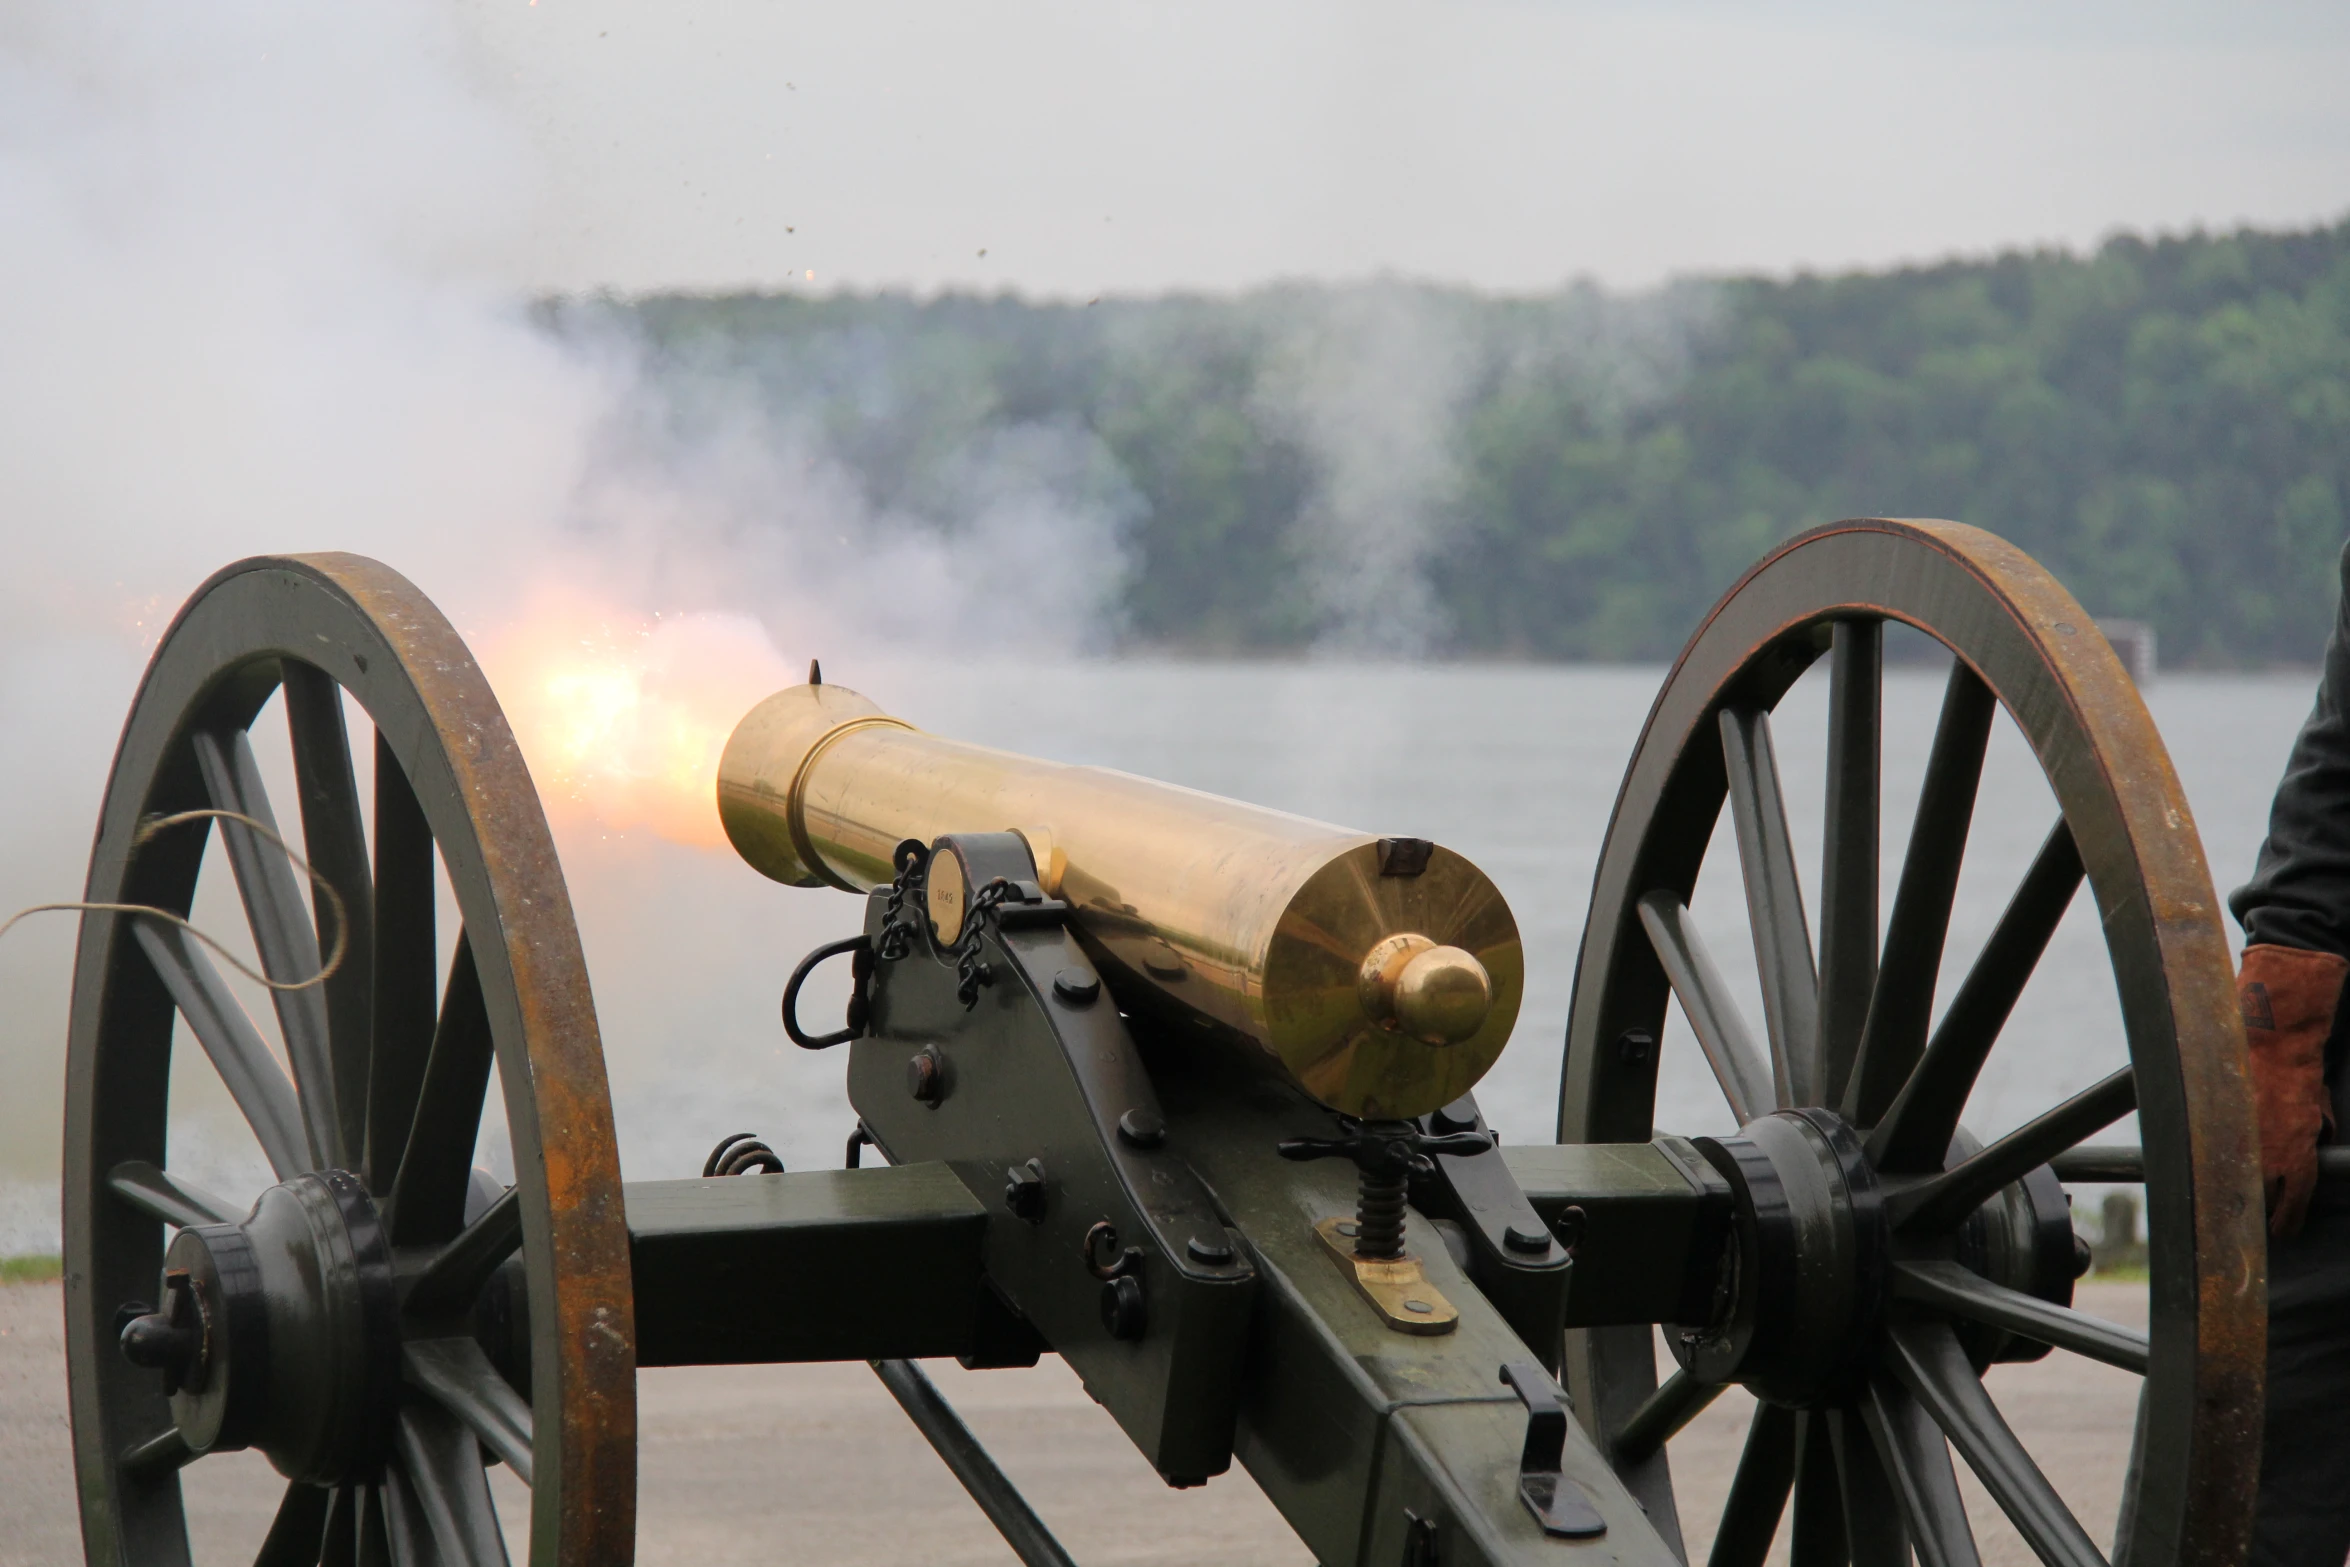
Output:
[[1249, 284, 1478, 656], [0, 2, 1709, 1252], [0, 1, 1136, 1242], [1248, 278, 1721, 657]]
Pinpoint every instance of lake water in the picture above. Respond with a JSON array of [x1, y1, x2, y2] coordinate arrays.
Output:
[[0, 658, 2324, 1252]]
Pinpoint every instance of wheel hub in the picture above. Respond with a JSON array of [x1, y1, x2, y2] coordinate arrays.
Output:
[[118, 1169, 400, 1483], [1675, 1109, 1888, 1407], [1671, 1109, 2088, 1406]]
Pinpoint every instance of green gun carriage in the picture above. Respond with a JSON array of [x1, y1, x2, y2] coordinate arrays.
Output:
[[60, 519, 2262, 1567]]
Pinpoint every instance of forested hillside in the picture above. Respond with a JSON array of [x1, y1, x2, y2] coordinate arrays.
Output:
[[554, 216, 2350, 664]]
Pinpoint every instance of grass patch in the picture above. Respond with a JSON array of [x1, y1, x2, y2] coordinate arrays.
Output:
[[1, 1254, 62, 1284], [2087, 1263, 2149, 1284]]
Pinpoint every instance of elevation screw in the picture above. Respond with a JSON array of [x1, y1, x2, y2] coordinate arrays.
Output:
[[1276, 1118, 1491, 1259]]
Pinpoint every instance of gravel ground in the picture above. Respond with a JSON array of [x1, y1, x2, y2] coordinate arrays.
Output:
[[1, 1280, 2150, 1565]]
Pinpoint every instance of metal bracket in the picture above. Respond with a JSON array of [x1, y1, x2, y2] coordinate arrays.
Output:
[[850, 829, 1258, 1483], [1499, 1361, 1607, 1539], [1314, 1217, 1458, 1335], [1411, 1095, 1571, 1365]]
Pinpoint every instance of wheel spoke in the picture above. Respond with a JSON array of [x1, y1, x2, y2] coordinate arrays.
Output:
[[1721, 707, 1819, 1107], [1859, 1373, 1982, 1567], [320, 1486, 359, 1567], [120, 1425, 195, 1476], [1817, 619, 1881, 1110], [378, 1466, 426, 1567], [359, 1486, 397, 1567], [1894, 1261, 2148, 1374], [132, 917, 307, 1180], [107, 1159, 234, 1228], [1828, 1404, 1909, 1567], [1889, 1067, 2136, 1233], [404, 1185, 522, 1321], [285, 661, 376, 1172], [1886, 1322, 2108, 1567], [2047, 1147, 2143, 1182], [1790, 1409, 1847, 1567], [2052, 1144, 2350, 1183], [367, 734, 437, 1191], [394, 1397, 514, 1566], [1707, 1402, 1799, 1567], [1869, 821, 2084, 1173], [1613, 1366, 1726, 1466], [255, 1480, 333, 1567], [1844, 661, 1997, 1126], [1638, 891, 1774, 1124], [405, 1336, 534, 1484], [193, 729, 339, 1171], [388, 933, 495, 1246]]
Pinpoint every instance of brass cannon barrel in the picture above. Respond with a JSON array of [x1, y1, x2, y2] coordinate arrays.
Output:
[[718, 680, 1523, 1119]]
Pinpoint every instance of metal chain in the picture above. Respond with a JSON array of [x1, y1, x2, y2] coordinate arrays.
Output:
[[869, 837, 1016, 1008], [953, 878, 1017, 1009], [875, 838, 930, 962]]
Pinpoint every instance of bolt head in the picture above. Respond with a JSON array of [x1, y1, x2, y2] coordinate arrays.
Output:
[[1186, 1233, 1235, 1265], [1503, 1223, 1553, 1255], [1116, 1108, 1166, 1148], [1053, 969, 1101, 1005], [1100, 1274, 1148, 1340], [907, 1049, 944, 1104]]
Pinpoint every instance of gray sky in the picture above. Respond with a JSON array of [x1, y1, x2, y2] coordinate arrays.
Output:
[[461, 0, 2350, 298]]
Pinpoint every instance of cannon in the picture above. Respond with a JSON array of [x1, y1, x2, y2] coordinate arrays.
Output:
[[58, 518, 2262, 1567]]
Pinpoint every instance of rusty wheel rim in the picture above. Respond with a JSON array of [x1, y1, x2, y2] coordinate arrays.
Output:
[[1557, 520, 2260, 1567], [64, 555, 634, 1564]]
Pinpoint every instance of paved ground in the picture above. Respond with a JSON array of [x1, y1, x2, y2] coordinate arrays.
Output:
[[2, 1280, 2149, 1565]]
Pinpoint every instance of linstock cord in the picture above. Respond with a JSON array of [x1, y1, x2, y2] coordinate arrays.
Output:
[[0, 807, 350, 993]]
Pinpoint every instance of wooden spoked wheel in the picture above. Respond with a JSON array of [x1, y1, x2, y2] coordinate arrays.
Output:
[[63, 556, 635, 1565], [1558, 521, 2262, 1567]]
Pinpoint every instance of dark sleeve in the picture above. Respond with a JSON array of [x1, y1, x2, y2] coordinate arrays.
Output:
[[2231, 539, 2350, 959]]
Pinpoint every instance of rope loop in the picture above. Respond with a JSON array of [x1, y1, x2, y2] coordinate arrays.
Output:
[[0, 807, 349, 993]]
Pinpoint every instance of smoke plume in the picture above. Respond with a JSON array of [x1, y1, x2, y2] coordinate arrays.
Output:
[[0, 2, 1135, 1245]]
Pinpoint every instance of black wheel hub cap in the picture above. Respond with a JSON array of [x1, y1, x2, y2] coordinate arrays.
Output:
[[118, 1169, 400, 1483]]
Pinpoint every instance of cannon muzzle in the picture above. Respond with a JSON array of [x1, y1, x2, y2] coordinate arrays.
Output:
[[717, 677, 1522, 1119]]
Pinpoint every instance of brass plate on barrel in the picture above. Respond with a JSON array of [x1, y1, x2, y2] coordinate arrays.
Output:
[[928, 847, 968, 944]]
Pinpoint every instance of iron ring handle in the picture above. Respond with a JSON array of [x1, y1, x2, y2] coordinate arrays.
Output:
[[782, 934, 874, 1050], [1084, 1220, 1145, 1281]]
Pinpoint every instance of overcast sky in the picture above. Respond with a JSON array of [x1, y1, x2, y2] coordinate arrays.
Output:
[[457, 0, 2350, 299]]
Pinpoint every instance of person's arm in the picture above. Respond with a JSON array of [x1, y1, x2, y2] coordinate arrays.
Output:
[[2230, 539, 2350, 1235], [2234, 542, 2350, 958]]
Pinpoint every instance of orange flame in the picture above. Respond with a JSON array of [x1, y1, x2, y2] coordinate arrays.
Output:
[[479, 593, 792, 848]]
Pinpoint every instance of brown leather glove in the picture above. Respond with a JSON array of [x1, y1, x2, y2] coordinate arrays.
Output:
[[2239, 943, 2348, 1237]]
